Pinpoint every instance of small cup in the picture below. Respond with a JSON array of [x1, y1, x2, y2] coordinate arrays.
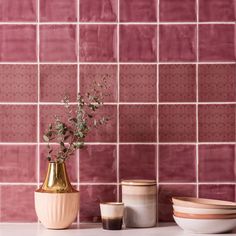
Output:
[[100, 202, 124, 230]]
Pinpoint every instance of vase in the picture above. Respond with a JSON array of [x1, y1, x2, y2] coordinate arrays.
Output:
[[35, 161, 79, 229]]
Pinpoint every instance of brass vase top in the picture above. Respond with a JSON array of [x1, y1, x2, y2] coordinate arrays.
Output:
[[36, 161, 78, 193]]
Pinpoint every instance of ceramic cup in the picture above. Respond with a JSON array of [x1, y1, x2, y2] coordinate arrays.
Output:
[[100, 202, 124, 230]]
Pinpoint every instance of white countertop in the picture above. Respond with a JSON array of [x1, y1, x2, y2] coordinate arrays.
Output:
[[1, 223, 236, 236]]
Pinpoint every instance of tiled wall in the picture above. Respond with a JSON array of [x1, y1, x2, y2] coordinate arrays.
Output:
[[0, 0, 235, 223]]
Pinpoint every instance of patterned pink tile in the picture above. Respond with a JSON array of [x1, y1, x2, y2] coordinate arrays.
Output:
[[80, 185, 117, 222], [40, 25, 77, 62], [40, 0, 77, 22], [159, 105, 196, 142], [199, 185, 235, 202], [119, 145, 156, 181], [120, 64, 157, 102], [40, 64, 77, 102], [79, 25, 117, 62], [0, 0, 36, 21], [199, 64, 236, 102], [120, 25, 157, 62], [80, 64, 117, 102], [0, 25, 36, 62], [159, 64, 196, 102], [40, 145, 78, 183], [80, 0, 117, 22], [160, 0, 196, 22], [0, 65, 37, 102], [199, 0, 236, 22], [0, 185, 37, 222], [119, 105, 157, 142], [159, 145, 196, 183], [80, 145, 117, 183], [199, 145, 235, 182], [198, 105, 235, 142], [158, 184, 196, 222], [0, 145, 37, 182], [159, 25, 197, 62], [120, 0, 157, 22], [0, 105, 37, 142], [199, 24, 235, 62]]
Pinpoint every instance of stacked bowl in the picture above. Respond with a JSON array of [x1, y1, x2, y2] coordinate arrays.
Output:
[[172, 197, 236, 234]]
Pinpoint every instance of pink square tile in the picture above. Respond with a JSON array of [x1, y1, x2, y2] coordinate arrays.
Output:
[[159, 64, 196, 102], [119, 145, 156, 181], [119, 105, 157, 142], [199, 185, 235, 202], [120, 0, 157, 22], [198, 105, 235, 142], [40, 0, 77, 22], [40, 145, 78, 183], [0, 185, 37, 222], [159, 25, 197, 62], [0, 65, 37, 102], [199, 0, 236, 22], [79, 25, 117, 62], [0, 145, 37, 182], [80, 185, 117, 222], [199, 64, 236, 102], [199, 145, 236, 182], [120, 64, 157, 102], [80, 0, 117, 22], [120, 25, 157, 62], [0, 0, 36, 22], [40, 64, 77, 102], [40, 25, 77, 62], [159, 105, 196, 142], [160, 0, 196, 22], [159, 145, 196, 183], [199, 24, 235, 62], [0, 25, 36, 62], [80, 145, 117, 183], [80, 64, 117, 102], [158, 185, 196, 222], [0, 105, 37, 142]]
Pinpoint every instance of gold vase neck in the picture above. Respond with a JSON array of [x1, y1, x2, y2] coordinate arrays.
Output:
[[36, 162, 77, 193]]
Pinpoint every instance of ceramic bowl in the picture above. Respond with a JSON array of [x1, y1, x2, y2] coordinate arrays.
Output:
[[172, 197, 236, 209], [174, 211, 236, 219], [173, 215, 236, 234]]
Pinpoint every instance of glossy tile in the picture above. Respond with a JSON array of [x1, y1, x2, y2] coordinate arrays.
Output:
[[80, 64, 117, 102], [79, 25, 117, 62], [0, 145, 37, 182], [159, 25, 197, 62], [159, 105, 196, 142], [119, 25, 157, 62], [0, 25, 36, 62], [80, 0, 117, 22], [40, 0, 77, 22], [159, 64, 196, 102], [119, 144, 156, 181], [199, 24, 235, 62], [0, 105, 37, 142], [198, 105, 235, 142], [159, 145, 196, 182], [0, 65, 37, 102], [80, 185, 117, 222], [199, 64, 236, 102], [159, 0, 196, 22], [120, 0, 157, 22], [80, 145, 117, 183], [119, 105, 157, 142], [40, 25, 77, 62], [40, 64, 77, 102]]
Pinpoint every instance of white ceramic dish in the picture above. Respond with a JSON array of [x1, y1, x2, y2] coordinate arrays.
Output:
[[173, 215, 236, 234], [173, 205, 236, 215]]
